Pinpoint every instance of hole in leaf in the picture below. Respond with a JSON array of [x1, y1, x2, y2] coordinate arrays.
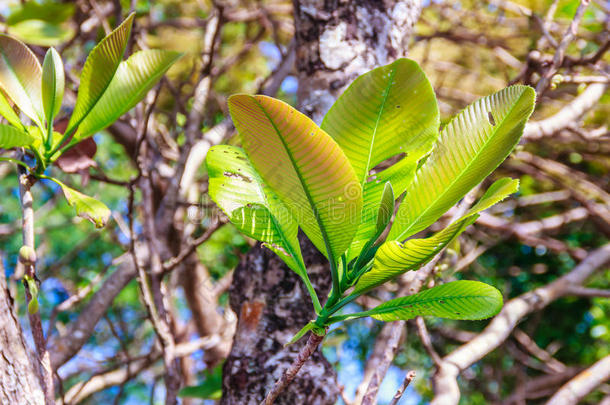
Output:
[[487, 111, 496, 126], [224, 171, 253, 183], [368, 152, 405, 182]]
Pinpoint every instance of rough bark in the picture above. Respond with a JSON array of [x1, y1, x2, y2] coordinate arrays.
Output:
[[0, 267, 45, 404], [222, 240, 337, 404], [222, 1, 422, 403], [294, 0, 423, 124]]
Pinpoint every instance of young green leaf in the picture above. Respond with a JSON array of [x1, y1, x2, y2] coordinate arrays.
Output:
[[73, 50, 182, 142], [65, 13, 134, 136], [367, 280, 503, 322], [349, 182, 395, 280], [352, 178, 519, 295], [0, 123, 36, 148], [389, 86, 535, 242], [48, 178, 110, 228], [0, 34, 44, 128], [228, 95, 362, 265], [322, 59, 439, 260], [376, 181, 395, 236], [42, 47, 64, 127]]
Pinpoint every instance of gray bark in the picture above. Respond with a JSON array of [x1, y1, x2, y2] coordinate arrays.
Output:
[[222, 1, 422, 403], [0, 268, 45, 404]]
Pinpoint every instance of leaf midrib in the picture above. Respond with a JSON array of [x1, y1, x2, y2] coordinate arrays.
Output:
[[361, 66, 396, 191], [393, 88, 528, 242]]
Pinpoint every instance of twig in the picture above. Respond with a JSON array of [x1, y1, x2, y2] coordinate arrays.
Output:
[[18, 168, 55, 405], [415, 317, 443, 366], [388, 370, 416, 405], [536, 0, 591, 93], [261, 332, 325, 404]]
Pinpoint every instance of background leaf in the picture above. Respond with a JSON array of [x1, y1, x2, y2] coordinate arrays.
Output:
[[228, 94, 362, 263], [0, 34, 44, 128], [7, 20, 74, 47], [74, 50, 182, 142], [389, 85, 535, 242], [65, 13, 134, 136]]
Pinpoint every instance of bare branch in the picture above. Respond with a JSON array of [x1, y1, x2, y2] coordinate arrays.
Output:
[[430, 243, 610, 405], [546, 355, 610, 405]]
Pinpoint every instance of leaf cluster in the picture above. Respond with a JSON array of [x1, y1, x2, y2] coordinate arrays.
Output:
[[206, 59, 536, 338]]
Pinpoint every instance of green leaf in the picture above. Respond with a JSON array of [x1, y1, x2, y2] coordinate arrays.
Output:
[[65, 13, 134, 136], [206, 145, 307, 278], [7, 20, 74, 47], [42, 48, 64, 126], [0, 123, 36, 148], [0, 34, 44, 128], [74, 49, 182, 141], [228, 95, 362, 264], [0, 90, 24, 128], [389, 85, 535, 242], [178, 365, 222, 399], [352, 178, 519, 295], [49, 178, 111, 228], [322, 58, 439, 260], [367, 280, 503, 322]]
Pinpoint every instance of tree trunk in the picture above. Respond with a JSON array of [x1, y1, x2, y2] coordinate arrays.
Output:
[[222, 1, 422, 403], [0, 267, 45, 404]]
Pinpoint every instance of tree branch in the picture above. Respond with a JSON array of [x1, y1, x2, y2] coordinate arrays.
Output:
[[430, 243, 610, 405]]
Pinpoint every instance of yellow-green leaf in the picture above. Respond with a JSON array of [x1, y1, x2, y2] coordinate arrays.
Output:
[[389, 86, 535, 242], [368, 280, 503, 322], [206, 145, 306, 277], [228, 94, 362, 263], [352, 178, 519, 295], [0, 34, 44, 128], [52, 179, 111, 228], [322, 59, 440, 260], [0, 90, 23, 129], [65, 13, 134, 136]]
